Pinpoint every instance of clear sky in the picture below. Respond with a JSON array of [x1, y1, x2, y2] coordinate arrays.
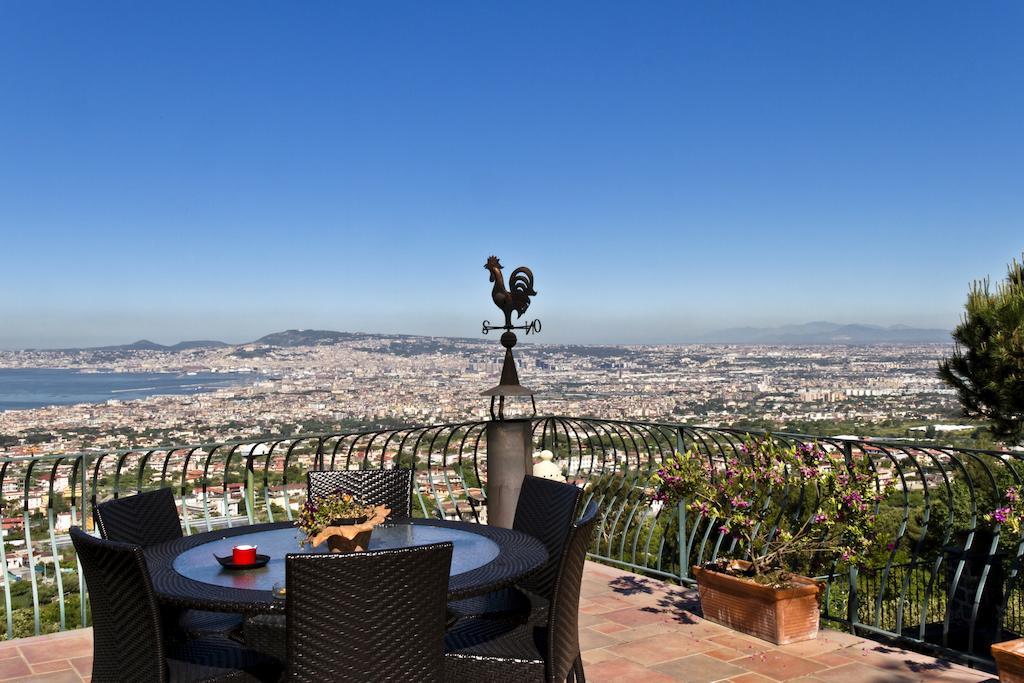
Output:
[[1, 2, 1021, 348]]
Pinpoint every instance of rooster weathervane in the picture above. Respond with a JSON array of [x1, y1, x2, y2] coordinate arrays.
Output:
[[481, 256, 540, 419]]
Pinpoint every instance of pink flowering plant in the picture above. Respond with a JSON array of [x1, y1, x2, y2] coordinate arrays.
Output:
[[983, 486, 1024, 535], [651, 435, 894, 580]]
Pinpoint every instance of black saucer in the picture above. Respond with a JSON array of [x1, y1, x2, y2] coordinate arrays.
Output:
[[214, 553, 270, 570]]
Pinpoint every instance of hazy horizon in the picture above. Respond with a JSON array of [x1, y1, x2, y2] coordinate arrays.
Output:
[[0, 320, 955, 351], [2, 3, 1021, 349]]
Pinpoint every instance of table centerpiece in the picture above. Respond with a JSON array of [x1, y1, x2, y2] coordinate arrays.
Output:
[[296, 490, 390, 553]]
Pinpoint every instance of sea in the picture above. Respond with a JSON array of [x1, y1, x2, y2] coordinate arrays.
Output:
[[0, 368, 256, 411]]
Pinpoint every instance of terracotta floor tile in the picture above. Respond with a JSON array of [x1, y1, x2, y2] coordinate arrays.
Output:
[[585, 656, 659, 682], [579, 599, 627, 616], [708, 632, 774, 655], [651, 653, 748, 682], [18, 638, 92, 665], [809, 651, 854, 668], [591, 621, 632, 635], [812, 662, 915, 683], [588, 595, 638, 611], [815, 630, 865, 648], [610, 632, 714, 665], [732, 651, 828, 681], [704, 646, 745, 662], [577, 611, 609, 627], [728, 674, 781, 683], [602, 622, 682, 643], [0, 656, 32, 680], [835, 643, 959, 676], [603, 605, 678, 627], [581, 648, 620, 665], [5, 671, 81, 683], [777, 637, 846, 657], [69, 657, 91, 676], [30, 660, 74, 674], [579, 627, 621, 651], [663, 619, 731, 639]]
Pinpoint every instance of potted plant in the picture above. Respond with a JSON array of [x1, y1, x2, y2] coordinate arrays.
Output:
[[296, 490, 389, 553], [651, 435, 893, 644]]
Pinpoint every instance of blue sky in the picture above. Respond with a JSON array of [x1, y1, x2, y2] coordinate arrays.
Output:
[[1, 2, 1021, 348]]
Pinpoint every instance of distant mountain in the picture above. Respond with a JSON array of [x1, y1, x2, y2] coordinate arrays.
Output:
[[697, 322, 950, 345], [167, 340, 230, 351], [43, 339, 229, 353], [120, 339, 167, 351], [252, 329, 364, 347], [28, 323, 952, 352]]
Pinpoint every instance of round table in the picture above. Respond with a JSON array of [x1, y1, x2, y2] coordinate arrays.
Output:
[[144, 519, 548, 614]]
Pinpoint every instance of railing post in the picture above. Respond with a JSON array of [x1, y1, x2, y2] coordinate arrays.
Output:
[[245, 452, 256, 525], [80, 453, 89, 627], [678, 499, 688, 582], [848, 565, 860, 635], [485, 419, 533, 528]]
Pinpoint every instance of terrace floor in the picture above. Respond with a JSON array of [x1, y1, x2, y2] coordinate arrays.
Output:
[[0, 562, 999, 682]]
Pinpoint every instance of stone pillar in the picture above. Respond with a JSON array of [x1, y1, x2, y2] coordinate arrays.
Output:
[[485, 419, 533, 528]]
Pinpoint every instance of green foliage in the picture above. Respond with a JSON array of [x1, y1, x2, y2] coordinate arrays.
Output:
[[939, 255, 1024, 441], [295, 491, 373, 540], [651, 436, 895, 575]]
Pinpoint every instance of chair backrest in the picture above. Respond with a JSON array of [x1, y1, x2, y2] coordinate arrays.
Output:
[[70, 526, 167, 682], [286, 542, 452, 682], [545, 501, 599, 683], [94, 487, 183, 547], [512, 475, 584, 599], [306, 468, 414, 521]]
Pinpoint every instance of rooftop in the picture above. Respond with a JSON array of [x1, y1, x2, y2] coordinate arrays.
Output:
[[0, 562, 996, 683]]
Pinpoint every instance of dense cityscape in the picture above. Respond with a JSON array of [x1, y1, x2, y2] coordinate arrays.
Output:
[[0, 331, 979, 457]]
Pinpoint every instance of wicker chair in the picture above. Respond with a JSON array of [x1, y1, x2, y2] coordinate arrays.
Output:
[[244, 471, 420, 662], [305, 468, 414, 521], [285, 542, 453, 682], [70, 527, 281, 682], [444, 501, 598, 682], [94, 488, 244, 639], [448, 475, 583, 624]]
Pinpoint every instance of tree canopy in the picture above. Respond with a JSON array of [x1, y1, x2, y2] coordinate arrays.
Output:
[[939, 255, 1024, 441]]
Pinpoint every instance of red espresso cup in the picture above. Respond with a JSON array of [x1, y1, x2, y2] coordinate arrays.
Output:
[[232, 544, 257, 565]]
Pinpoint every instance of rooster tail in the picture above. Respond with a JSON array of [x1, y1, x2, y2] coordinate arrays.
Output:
[[509, 267, 536, 296], [509, 267, 536, 317]]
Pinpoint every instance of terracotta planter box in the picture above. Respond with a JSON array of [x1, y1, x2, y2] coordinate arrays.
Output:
[[992, 638, 1024, 682], [693, 563, 823, 645]]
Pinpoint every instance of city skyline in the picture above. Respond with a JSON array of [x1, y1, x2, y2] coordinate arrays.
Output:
[[3, 3, 1022, 348], [0, 319, 955, 352]]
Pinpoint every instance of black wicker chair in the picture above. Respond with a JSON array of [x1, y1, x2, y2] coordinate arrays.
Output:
[[285, 542, 453, 682], [246, 468, 417, 660], [444, 500, 598, 682], [448, 475, 583, 624], [70, 527, 281, 682], [306, 468, 414, 521], [94, 488, 244, 639]]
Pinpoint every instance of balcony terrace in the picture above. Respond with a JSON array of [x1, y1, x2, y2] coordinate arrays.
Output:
[[0, 561, 994, 682], [0, 417, 1018, 679]]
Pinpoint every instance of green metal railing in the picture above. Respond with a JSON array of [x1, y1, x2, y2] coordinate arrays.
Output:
[[1, 416, 1020, 670]]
